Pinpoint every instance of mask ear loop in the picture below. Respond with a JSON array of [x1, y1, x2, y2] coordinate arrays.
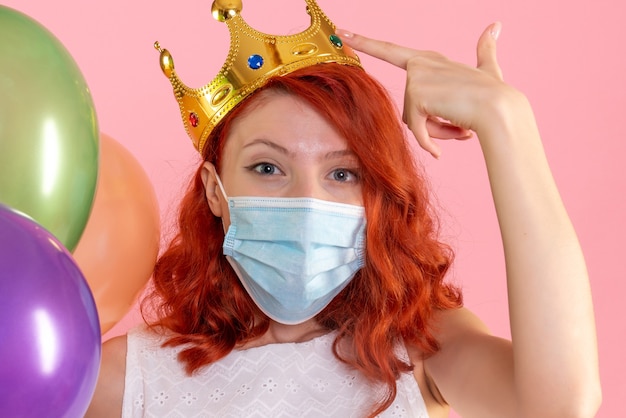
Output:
[[212, 172, 232, 235], [214, 172, 230, 201]]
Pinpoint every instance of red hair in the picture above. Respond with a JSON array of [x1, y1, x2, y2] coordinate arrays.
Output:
[[145, 64, 461, 416]]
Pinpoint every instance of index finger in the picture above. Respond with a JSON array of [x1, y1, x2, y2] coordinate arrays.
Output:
[[335, 29, 416, 70]]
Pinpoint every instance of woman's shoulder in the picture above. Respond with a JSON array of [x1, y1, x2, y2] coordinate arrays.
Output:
[[104, 333, 129, 354], [84, 334, 128, 417]]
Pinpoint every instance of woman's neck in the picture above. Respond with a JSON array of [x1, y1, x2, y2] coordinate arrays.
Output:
[[239, 318, 329, 349]]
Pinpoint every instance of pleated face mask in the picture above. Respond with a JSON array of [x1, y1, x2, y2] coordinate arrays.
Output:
[[216, 175, 366, 325]]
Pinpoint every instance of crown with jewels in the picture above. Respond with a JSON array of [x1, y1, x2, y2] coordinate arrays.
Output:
[[155, 0, 362, 153]]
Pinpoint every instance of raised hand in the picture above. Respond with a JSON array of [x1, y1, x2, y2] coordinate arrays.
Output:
[[337, 23, 524, 158]]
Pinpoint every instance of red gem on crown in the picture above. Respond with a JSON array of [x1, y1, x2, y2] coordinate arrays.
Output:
[[189, 112, 199, 127]]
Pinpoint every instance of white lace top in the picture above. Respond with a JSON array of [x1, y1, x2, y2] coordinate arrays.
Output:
[[122, 326, 429, 417]]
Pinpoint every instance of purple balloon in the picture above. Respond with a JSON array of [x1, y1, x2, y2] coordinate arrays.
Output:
[[0, 205, 101, 417]]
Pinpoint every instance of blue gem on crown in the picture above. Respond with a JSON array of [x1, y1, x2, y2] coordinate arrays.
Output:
[[248, 54, 264, 70]]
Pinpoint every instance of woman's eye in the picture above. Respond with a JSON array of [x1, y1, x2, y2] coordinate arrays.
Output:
[[331, 168, 358, 183], [251, 163, 281, 175]]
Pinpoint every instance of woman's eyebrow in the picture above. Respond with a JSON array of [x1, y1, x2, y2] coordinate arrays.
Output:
[[242, 139, 356, 161], [242, 139, 291, 155], [324, 149, 357, 160]]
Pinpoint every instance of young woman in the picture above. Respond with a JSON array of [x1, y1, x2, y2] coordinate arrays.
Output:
[[87, 23, 601, 417]]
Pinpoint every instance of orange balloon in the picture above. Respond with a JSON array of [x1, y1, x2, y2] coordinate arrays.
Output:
[[74, 133, 160, 334]]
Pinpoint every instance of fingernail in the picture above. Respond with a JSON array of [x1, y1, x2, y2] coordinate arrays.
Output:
[[490, 21, 502, 41], [335, 28, 354, 39], [430, 144, 442, 159]]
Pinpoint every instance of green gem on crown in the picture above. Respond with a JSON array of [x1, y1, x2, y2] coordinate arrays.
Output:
[[329, 34, 343, 48]]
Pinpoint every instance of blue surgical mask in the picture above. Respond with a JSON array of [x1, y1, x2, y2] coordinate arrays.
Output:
[[215, 175, 366, 325]]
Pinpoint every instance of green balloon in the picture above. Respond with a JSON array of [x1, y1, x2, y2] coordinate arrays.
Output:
[[0, 6, 98, 252]]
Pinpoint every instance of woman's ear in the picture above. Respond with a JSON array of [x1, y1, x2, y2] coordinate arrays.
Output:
[[201, 162, 223, 217]]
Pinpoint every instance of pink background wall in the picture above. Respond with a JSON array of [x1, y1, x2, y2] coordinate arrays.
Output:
[[3, 0, 623, 416]]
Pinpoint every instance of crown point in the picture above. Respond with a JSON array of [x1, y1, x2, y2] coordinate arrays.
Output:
[[159, 48, 175, 78], [211, 0, 242, 22]]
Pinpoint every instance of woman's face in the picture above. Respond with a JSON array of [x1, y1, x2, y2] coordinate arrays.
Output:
[[202, 91, 363, 228]]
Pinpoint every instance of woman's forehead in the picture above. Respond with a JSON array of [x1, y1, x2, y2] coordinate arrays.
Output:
[[223, 93, 350, 155]]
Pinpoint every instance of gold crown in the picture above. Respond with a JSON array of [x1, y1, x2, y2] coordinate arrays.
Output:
[[155, 0, 362, 153]]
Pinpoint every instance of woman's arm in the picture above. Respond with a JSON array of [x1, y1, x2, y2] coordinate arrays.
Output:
[[340, 24, 601, 417]]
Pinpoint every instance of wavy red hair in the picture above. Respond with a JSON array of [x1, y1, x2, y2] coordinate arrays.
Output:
[[145, 63, 462, 416]]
